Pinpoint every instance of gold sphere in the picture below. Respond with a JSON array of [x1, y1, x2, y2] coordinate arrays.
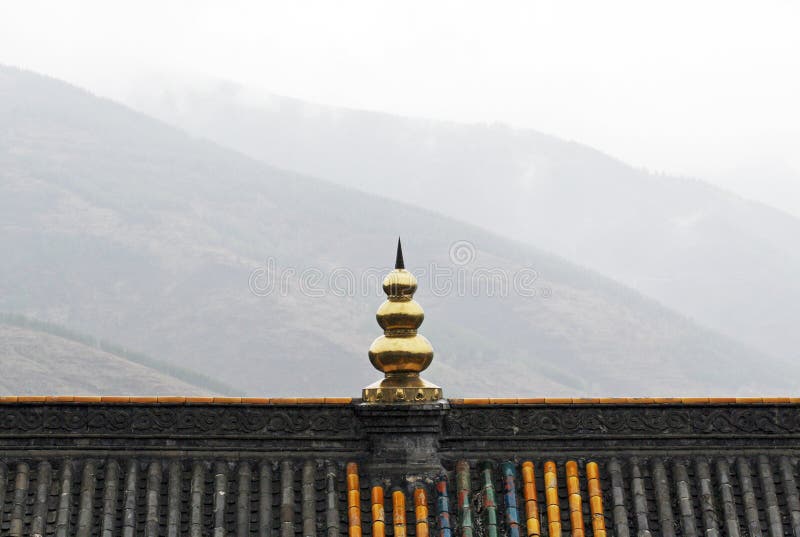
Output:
[[376, 299, 424, 331], [368, 334, 434, 374], [382, 269, 417, 299]]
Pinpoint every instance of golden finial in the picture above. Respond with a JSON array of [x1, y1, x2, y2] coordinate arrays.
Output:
[[362, 239, 442, 404]]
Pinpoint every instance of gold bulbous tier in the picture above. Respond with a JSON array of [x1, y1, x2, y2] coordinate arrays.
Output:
[[368, 333, 433, 373], [362, 240, 442, 404]]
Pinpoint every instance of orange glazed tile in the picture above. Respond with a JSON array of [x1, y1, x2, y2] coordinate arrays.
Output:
[[185, 396, 214, 403], [736, 397, 764, 404], [461, 398, 490, 405], [324, 397, 353, 404], [73, 396, 102, 403], [569, 493, 583, 509], [585, 462, 599, 480], [46, 395, 75, 402], [371, 485, 385, 505], [296, 398, 325, 404], [762, 397, 791, 403], [626, 398, 657, 403], [652, 398, 680, 403], [790, 398, 800, 404], [546, 504, 561, 519], [269, 397, 299, 404], [544, 398, 572, 404], [129, 396, 158, 404], [565, 460, 578, 476], [680, 398, 710, 404], [240, 398, 270, 404], [708, 397, 737, 403], [348, 490, 361, 507], [101, 396, 131, 403], [567, 478, 581, 496], [517, 398, 546, 404], [18, 396, 47, 402], [212, 397, 242, 404], [489, 398, 518, 404], [448, 398, 465, 404], [0, 396, 18, 403], [157, 396, 186, 404]]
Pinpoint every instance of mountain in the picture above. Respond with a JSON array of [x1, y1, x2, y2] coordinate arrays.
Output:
[[126, 78, 800, 361], [0, 65, 793, 397], [0, 316, 218, 394]]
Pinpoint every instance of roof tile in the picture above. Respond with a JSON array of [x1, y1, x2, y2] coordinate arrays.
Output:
[[18, 395, 46, 402], [762, 397, 791, 403], [157, 396, 186, 403], [680, 398, 710, 404], [185, 396, 214, 403], [100, 396, 131, 403], [129, 396, 158, 403], [212, 397, 242, 404], [73, 396, 102, 403], [324, 397, 353, 404]]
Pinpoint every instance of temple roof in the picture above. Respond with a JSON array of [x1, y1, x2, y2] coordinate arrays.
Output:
[[0, 399, 798, 536], [2, 452, 797, 537]]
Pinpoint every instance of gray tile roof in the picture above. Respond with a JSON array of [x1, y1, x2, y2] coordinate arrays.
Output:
[[1, 455, 800, 537], [0, 400, 799, 536]]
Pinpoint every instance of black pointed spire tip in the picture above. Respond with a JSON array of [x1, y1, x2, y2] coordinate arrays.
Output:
[[395, 237, 405, 270]]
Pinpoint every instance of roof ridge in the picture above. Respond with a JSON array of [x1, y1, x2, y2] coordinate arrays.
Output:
[[0, 396, 797, 405]]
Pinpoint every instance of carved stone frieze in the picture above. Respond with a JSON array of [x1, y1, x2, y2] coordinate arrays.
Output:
[[0, 404, 360, 438], [443, 405, 800, 438]]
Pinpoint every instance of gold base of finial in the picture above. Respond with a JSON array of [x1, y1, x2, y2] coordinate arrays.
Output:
[[362, 375, 442, 404]]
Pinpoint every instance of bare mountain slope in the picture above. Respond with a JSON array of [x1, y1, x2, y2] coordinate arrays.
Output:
[[128, 79, 800, 361], [0, 65, 793, 396], [0, 322, 215, 395]]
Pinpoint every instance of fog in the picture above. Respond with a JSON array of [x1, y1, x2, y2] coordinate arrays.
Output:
[[2, 1, 799, 214], [1, 2, 799, 395]]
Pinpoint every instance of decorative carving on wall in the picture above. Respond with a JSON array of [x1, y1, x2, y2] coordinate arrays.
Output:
[[0, 405, 360, 437], [443, 406, 800, 438], [1, 403, 799, 445]]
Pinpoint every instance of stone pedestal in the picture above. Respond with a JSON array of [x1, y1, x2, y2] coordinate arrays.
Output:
[[356, 401, 449, 476]]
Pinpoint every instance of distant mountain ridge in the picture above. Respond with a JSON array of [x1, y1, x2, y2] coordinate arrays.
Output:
[[0, 64, 794, 396], [126, 77, 800, 362]]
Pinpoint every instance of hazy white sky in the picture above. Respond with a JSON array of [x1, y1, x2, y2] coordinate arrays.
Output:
[[2, 1, 799, 212]]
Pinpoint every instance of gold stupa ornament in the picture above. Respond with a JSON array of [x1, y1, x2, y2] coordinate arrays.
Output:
[[362, 239, 442, 404]]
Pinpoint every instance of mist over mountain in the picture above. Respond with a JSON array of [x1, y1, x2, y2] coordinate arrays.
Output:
[[125, 78, 800, 363], [1, 65, 794, 396]]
